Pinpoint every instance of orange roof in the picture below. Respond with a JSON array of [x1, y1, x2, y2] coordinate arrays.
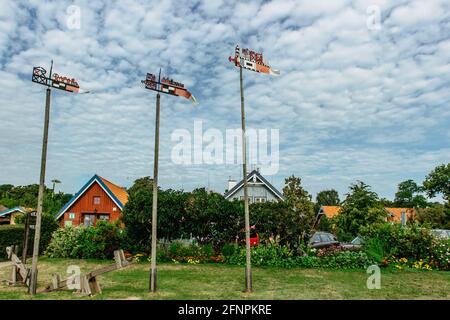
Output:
[[385, 208, 416, 222], [320, 206, 341, 218], [99, 176, 129, 206]]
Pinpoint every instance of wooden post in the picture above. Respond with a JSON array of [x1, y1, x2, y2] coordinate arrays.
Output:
[[22, 212, 31, 264], [29, 87, 52, 295], [150, 93, 160, 293], [240, 66, 252, 292]]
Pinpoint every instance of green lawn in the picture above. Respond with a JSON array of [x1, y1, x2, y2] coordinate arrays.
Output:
[[0, 258, 449, 300]]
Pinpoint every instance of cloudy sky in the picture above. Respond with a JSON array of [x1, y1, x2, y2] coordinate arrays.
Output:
[[0, 0, 449, 201]]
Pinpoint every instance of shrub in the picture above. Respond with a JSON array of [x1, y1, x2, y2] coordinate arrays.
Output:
[[45, 221, 122, 259], [360, 223, 434, 261], [0, 225, 25, 259], [360, 223, 450, 270], [221, 243, 237, 257], [0, 213, 58, 259], [224, 244, 373, 269], [363, 237, 388, 264]]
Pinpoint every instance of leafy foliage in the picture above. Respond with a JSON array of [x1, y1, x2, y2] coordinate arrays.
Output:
[[122, 178, 243, 253], [45, 221, 122, 259], [0, 184, 72, 216], [225, 243, 372, 269], [315, 189, 340, 212], [334, 181, 388, 240], [359, 223, 450, 270], [282, 175, 315, 247], [0, 213, 58, 258], [394, 179, 427, 208], [0, 225, 25, 258], [416, 203, 450, 229], [423, 163, 450, 203]]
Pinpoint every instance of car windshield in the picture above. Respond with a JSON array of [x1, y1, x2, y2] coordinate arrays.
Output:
[[310, 234, 321, 243]]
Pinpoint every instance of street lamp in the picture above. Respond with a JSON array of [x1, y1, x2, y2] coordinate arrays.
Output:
[[51, 179, 61, 196]]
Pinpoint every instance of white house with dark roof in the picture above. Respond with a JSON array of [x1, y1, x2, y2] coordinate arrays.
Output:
[[224, 169, 284, 203]]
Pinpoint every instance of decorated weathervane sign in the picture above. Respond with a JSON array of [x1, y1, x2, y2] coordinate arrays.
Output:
[[229, 45, 280, 76], [141, 71, 197, 104], [32, 64, 83, 93]]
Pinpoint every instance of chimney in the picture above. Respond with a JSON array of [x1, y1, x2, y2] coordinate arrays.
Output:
[[228, 176, 237, 190]]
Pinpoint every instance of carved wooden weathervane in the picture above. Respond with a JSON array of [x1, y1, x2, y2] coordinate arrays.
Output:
[[229, 45, 280, 76], [32, 63, 86, 93], [141, 71, 197, 103]]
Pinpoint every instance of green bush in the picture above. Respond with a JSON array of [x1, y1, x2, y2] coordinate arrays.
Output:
[[45, 221, 122, 259], [360, 223, 434, 261], [0, 213, 58, 259], [224, 244, 373, 269], [360, 223, 450, 270], [0, 225, 25, 259], [225, 244, 296, 268], [221, 243, 237, 257]]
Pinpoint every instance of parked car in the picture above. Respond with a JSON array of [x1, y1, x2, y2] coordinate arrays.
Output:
[[238, 226, 260, 246], [430, 229, 450, 240], [341, 236, 364, 250], [249, 226, 259, 246], [309, 232, 340, 249]]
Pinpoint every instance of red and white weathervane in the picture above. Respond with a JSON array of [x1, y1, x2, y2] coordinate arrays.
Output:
[[228, 45, 280, 76]]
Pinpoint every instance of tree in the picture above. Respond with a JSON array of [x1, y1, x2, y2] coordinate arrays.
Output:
[[121, 178, 243, 252], [315, 189, 340, 212], [316, 189, 340, 206], [394, 179, 428, 208], [282, 175, 315, 247], [335, 181, 388, 241], [0, 183, 72, 216], [184, 188, 243, 247], [121, 179, 189, 252], [416, 204, 450, 229], [423, 163, 450, 203]]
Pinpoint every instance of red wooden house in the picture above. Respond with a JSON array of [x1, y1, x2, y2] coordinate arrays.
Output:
[[56, 174, 128, 227]]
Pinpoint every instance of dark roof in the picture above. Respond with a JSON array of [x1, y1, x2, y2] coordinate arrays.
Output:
[[224, 170, 284, 200]]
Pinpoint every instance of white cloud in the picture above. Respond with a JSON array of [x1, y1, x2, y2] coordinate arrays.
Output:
[[0, 0, 448, 202]]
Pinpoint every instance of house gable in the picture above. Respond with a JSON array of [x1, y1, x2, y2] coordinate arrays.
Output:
[[55, 174, 127, 220], [224, 170, 284, 201], [0, 207, 26, 218]]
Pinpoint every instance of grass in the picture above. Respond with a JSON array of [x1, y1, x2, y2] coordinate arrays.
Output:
[[0, 257, 449, 300]]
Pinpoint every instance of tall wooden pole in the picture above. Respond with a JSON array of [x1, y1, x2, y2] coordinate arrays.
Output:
[[150, 93, 160, 293], [240, 66, 252, 292], [22, 212, 31, 264], [29, 87, 51, 294]]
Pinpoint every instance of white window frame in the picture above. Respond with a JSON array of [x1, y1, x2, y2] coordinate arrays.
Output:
[[254, 197, 267, 203]]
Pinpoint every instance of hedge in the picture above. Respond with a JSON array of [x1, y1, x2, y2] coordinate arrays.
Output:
[[0, 213, 59, 260], [0, 225, 25, 259]]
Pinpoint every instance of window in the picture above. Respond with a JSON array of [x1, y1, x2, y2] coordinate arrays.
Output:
[[98, 214, 110, 221], [69, 213, 76, 220], [254, 197, 267, 203], [93, 196, 101, 205], [64, 221, 72, 227], [240, 196, 253, 203], [83, 214, 95, 227]]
